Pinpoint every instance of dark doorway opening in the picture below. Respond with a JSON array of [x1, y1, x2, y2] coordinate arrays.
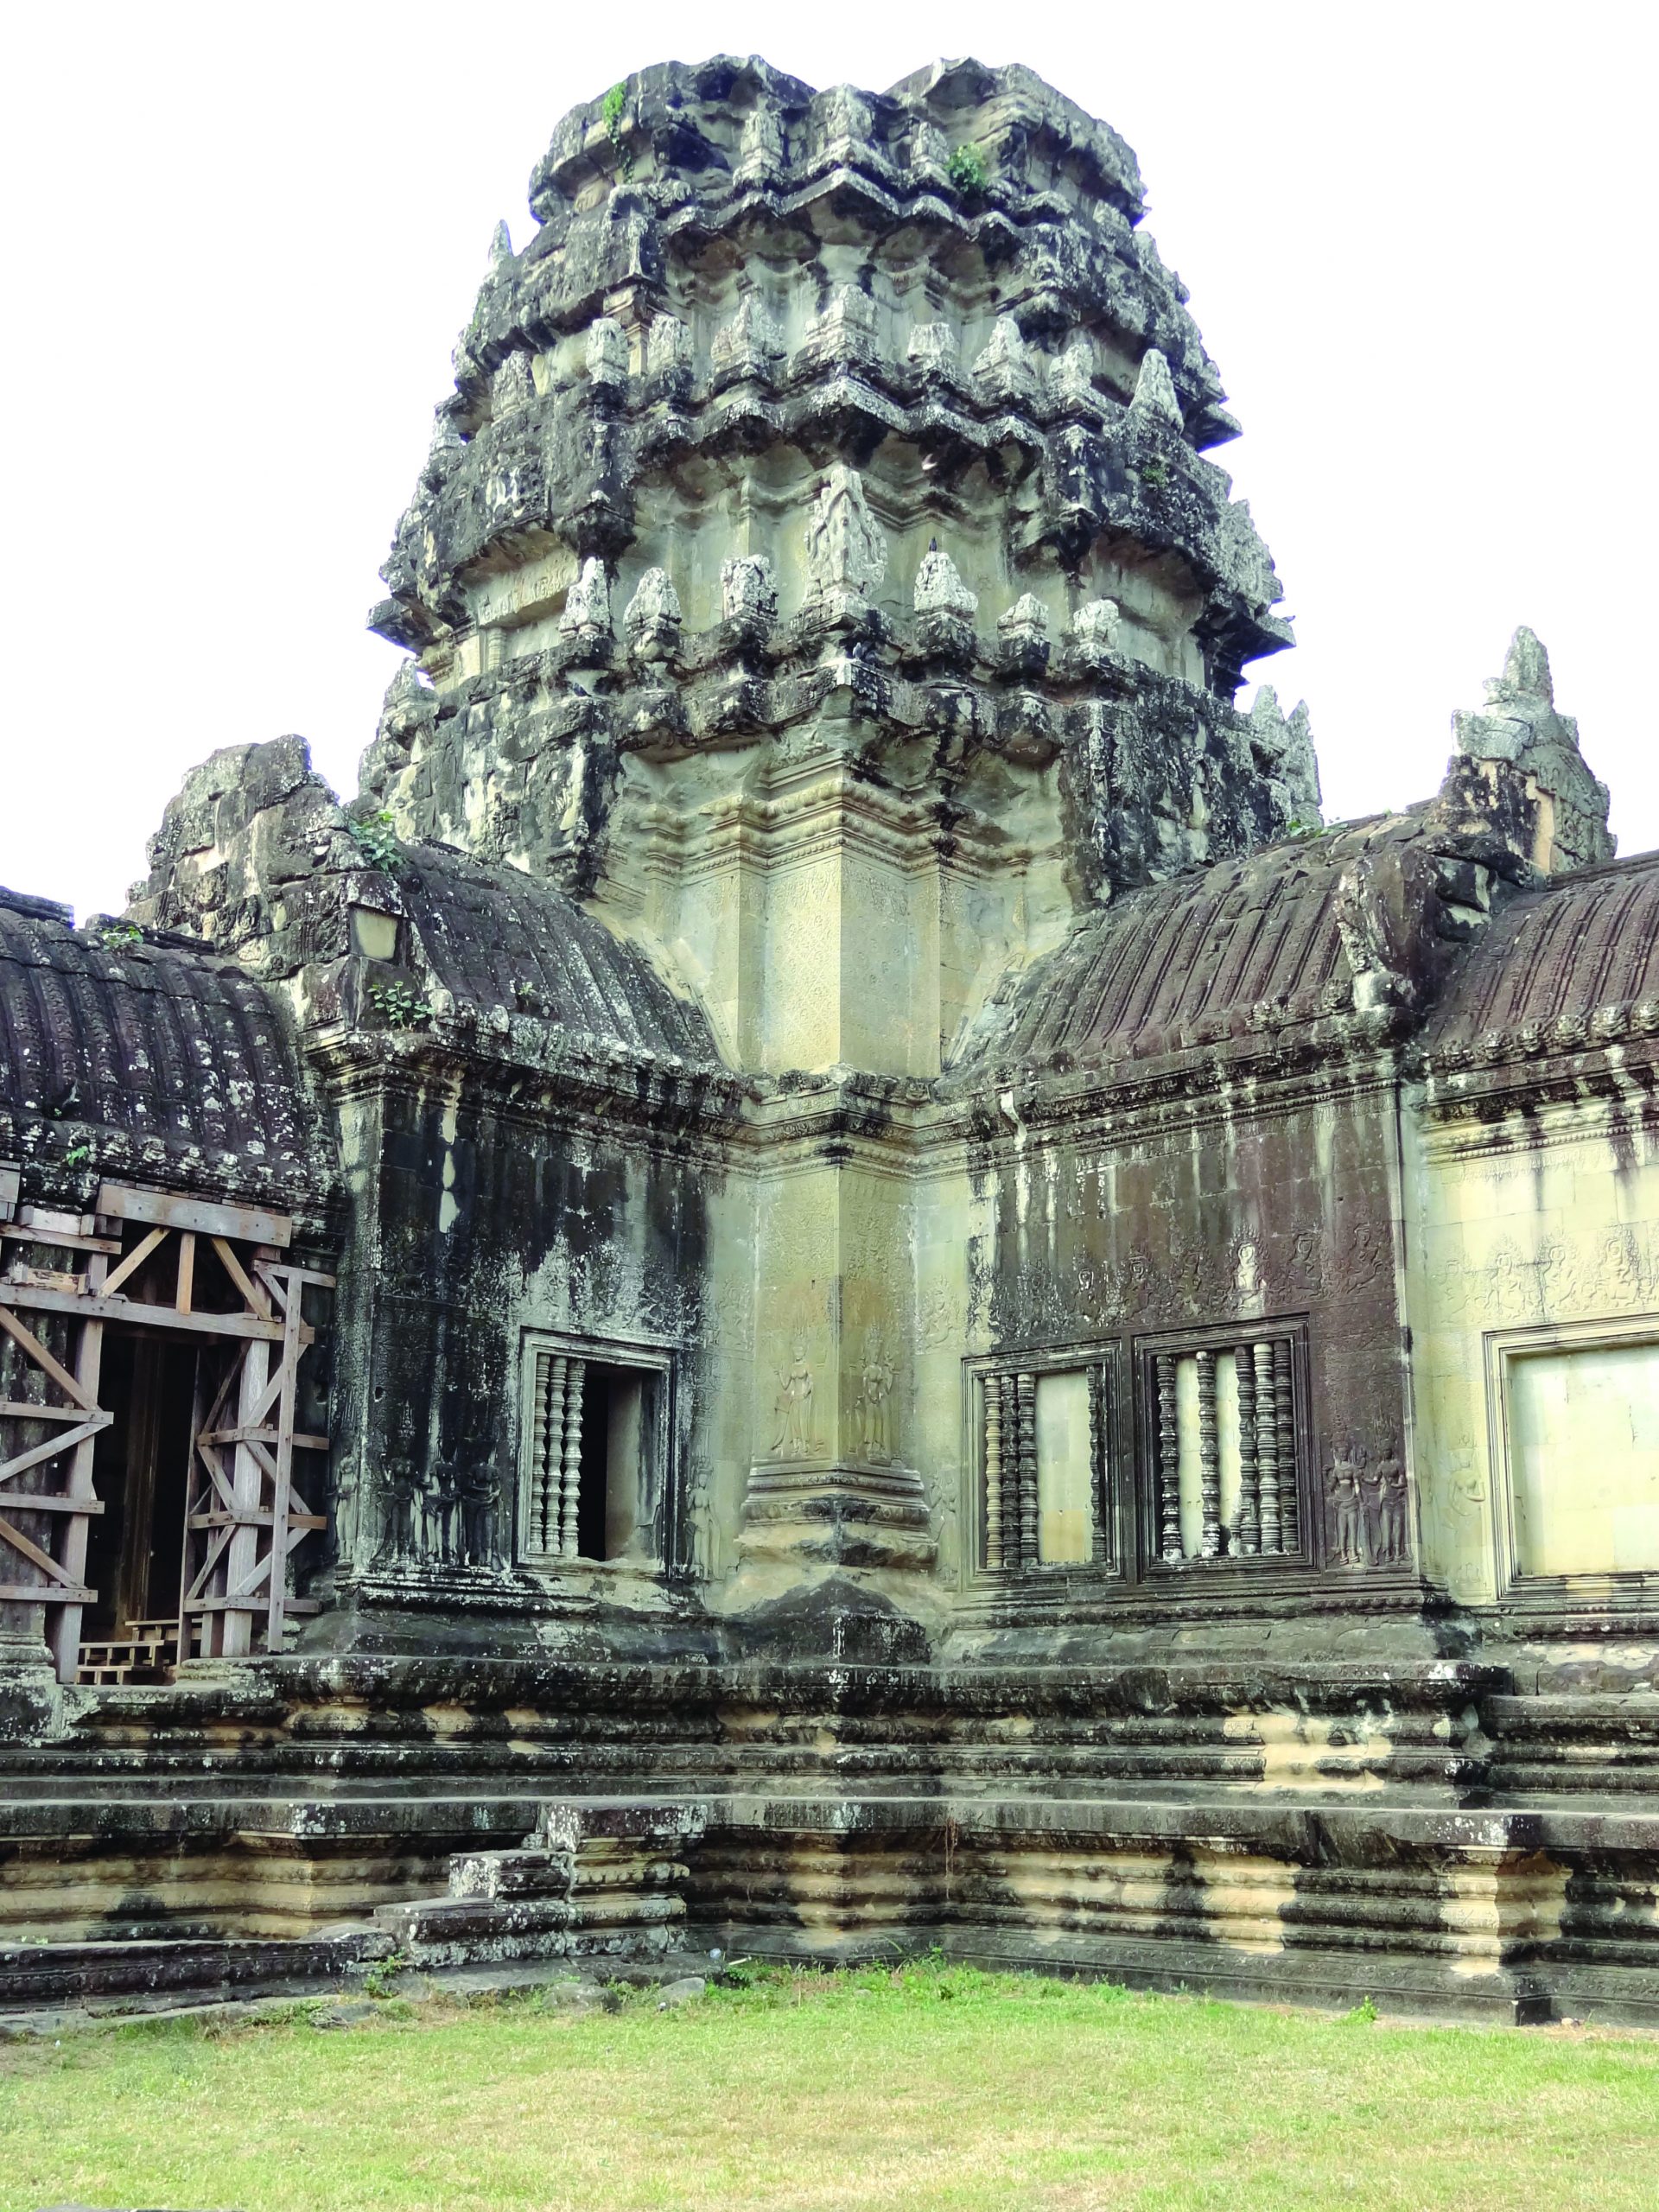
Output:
[[84, 1332, 197, 1640], [575, 1361, 656, 1562]]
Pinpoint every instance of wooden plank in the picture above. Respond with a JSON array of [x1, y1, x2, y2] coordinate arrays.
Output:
[[0, 1416, 111, 1484], [175, 1231, 195, 1315], [97, 1183, 292, 1249], [0, 1224, 121, 1255], [0, 1512, 85, 1586], [0, 1284, 287, 1343], [189, 1510, 325, 1531], [0, 1401, 97, 1422], [0, 1304, 95, 1408], [0, 1495, 105, 1515], [15, 1205, 94, 1238], [0, 1581, 94, 1604], [100, 1225, 170, 1300], [210, 1238, 273, 1321], [48, 1295, 104, 1682], [200, 1425, 325, 1451], [188, 1595, 320, 1615]]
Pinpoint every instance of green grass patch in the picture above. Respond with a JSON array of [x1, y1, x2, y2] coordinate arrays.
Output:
[[3, 1959, 1656, 2210]]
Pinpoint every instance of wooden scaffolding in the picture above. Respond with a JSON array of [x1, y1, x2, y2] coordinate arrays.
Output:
[[0, 1174, 331, 1682]]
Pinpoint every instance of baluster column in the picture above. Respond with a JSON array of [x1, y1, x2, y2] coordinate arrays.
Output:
[[1254, 1340, 1281, 1555], [559, 1356, 586, 1558], [1156, 1353, 1181, 1560], [1234, 1345, 1260, 1556], [1196, 1350, 1220, 1556], [984, 1377, 1004, 1571], [1274, 1340, 1297, 1554], [1015, 1372, 1038, 1567], [1088, 1363, 1110, 1562]]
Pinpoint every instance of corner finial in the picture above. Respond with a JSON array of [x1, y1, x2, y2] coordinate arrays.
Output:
[[1498, 625, 1553, 705], [1129, 347, 1184, 429]]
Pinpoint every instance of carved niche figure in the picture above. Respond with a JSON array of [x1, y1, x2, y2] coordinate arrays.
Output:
[[1370, 1452, 1409, 1568], [561, 558, 613, 646], [456, 1464, 499, 1567], [1328, 1451, 1368, 1567], [721, 554, 779, 625], [858, 1347, 895, 1465], [771, 1344, 815, 1460], [585, 316, 630, 390], [913, 544, 978, 620], [907, 321, 960, 382], [803, 464, 887, 612], [624, 567, 682, 663]]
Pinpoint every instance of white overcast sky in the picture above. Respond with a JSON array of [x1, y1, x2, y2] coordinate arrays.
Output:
[[3, 2, 1653, 920]]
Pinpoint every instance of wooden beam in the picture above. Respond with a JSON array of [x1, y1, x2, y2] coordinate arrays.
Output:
[[210, 1236, 272, 1320], [0, 1511, 86, 1586], [188, 1511, 325, 1531], [0, 1304, 96, 1408], [97, 1184, 293, 1249], [0, 1416, 111, 1485], [0, 1284, 289, 1343], [100, 1225, 169, 1300], [0, 1581, 94, 1604], [175, 1231, 195, 1315], [1, 1495, 105, 1516], [0, 1401, 98, 1422], [0, 1224, 121, 1255]]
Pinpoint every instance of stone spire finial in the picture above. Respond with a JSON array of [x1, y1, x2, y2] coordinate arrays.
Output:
[[624, 568, 682, 662], [561, 558, 612, 649], [973, 316, 1036, 406], [586, 318, 630, 389], [913, 547, 978, 620], [908, 322, 960, 382], [488, 220, 512, 270], [1449, 628, 1611, 873], [1129, 347, 1184, 428], [804, 465, 887, 612], [1071, 599, 1122, 658], [1497, 625, 1553, 705], [721, 555, 778, 625], [711, 293, 785, 383], [1249, 687, 1323, 826]]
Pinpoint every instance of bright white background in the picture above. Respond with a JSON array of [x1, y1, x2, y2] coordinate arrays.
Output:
[[3, 2, 1652, 920]]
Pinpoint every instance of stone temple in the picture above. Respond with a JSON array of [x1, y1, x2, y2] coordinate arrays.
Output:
[[3, 57, 1657, 2024]]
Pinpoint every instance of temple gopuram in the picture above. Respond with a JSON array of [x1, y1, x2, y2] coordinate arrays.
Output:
[[3, 57, 1657, 2026]]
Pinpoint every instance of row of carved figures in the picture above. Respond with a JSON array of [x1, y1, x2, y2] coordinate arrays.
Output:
[[491, 308, 1185, 431], [591, 83, 1099, 197], [545, 467, 1124, 663]]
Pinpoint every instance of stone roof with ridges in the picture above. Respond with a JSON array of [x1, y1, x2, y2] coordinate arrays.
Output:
[[0, 888, 334, 1207], [957, 823, 1387, 1077], [403, 844, 721, 1064], [1424, 851, 1659, 1056]]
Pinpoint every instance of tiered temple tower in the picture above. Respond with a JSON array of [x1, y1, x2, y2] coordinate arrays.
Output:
[[3, 59, 1656, 2027]]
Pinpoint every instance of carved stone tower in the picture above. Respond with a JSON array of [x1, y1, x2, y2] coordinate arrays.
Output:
[[360, 56, 1315, 1599]]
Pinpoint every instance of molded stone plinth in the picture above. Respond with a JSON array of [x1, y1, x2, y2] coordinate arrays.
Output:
[[739, 1460, 938, 1571]]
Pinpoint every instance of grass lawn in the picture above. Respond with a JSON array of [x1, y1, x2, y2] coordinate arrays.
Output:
[[3, 1960, 1657, 2212]]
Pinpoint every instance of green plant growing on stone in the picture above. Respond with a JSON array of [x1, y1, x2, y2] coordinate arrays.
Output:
[[366, 982, 434, 1031], [947, 143, 989, 196], [64, 1142, 92, 1166], [99, 921, 142, 950], [361, 1948, 410, 1999], [1138, 458, 1170, 491], [602, 83, 633, 182], [1343, 1993, 1379, 2024], [345, 810, 405, 876]]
